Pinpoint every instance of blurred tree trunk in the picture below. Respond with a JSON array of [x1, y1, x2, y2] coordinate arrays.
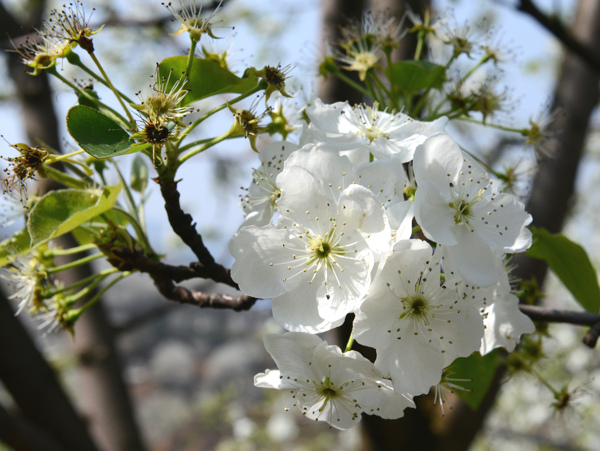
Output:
[[321, 0, 599, 449], [0, 289, 99, 451], [319, 0, 366, 105], [1, 1, 146, 450], [513, 0, 600, 288]]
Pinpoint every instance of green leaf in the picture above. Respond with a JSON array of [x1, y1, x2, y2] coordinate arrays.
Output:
[[27, 185, 122, 248], [158, 56, 259, 105], [386, 61, 446, 93], [526, 227, 600, 313], [0, 228, 32, 267], [449, 350, 501, 410], [77, 85, 100, 109], [66, 106, 132, 158]]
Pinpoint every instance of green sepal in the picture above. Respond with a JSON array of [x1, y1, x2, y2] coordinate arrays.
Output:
[[0, 228, 32, 267]]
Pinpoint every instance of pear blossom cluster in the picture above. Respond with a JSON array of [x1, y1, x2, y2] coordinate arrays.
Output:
[[229, 98, 535, 429]]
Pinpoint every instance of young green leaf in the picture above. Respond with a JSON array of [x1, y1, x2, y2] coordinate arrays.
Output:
[[526, 227, 600, 313], [386, 60, 446, 93], [0, 228, 32, 267], [158, 56, 259, 105], [448, 350, 501, 410], [66, 106, 132, 158], [27, 185, 122, 248]]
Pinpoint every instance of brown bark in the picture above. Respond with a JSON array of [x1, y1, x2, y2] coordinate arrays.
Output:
[[2, 1, 146, 449], [319, 0, 366, 105], [0, 290, 99, 451], [0, 402, 65, 451]]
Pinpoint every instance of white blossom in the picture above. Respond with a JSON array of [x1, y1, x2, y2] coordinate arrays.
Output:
[[304, 98, 447, 162], [230, 163, 390, 332], [255, 332, 414, 429], [1, 255, 44, 315], [452, 256, 535, 354], [353, 239, 484, 395], [413, 132, 532, 286], [240, 141, 299, 226]]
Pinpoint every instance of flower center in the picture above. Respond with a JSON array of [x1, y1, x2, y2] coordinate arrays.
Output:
[[449, 199, 472, 224], [315, 376, 344, 412], [316, 242, 331, 258], [269, 188, 281, 208], [147, 93, 177, 117], [400, 295, 433, 324], [307, 231, 344, 268], [356, 102, 388, 143], [351, 51, 379, 72]]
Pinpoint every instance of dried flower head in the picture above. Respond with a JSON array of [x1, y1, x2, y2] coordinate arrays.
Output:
[[1, 140, 49, 204], [14, 35, 70, 75], [131, 66, 190, 126], [253, 64, 293, 102], [43, 1, 102, 53], [342, 12, 405, 54], [523, 107, 560, 160], [163, 0, 225, 43], [130, 117, 173, 164], [227, 99, 269, 152], [441, 20, 481, 59], [13, 1, 101, 74], [201, 34, 240, 71]]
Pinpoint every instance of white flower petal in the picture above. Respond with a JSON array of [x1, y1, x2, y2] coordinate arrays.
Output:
[[376, 339, 444, 395], [443, 230, 501, 286], [480, 294, 536, 354], [413, 132, 463, 191], [414, 181, 459, 245], [229, 226, 297, 298]]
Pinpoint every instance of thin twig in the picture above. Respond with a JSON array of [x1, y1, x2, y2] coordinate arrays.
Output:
[[155, 177, 238, 288], [519, 304, 600, 326], [152, 276, 257, 311], [109, 247, 257, 312], [519, 304, 600, 348], [515, 0, 600, 73]]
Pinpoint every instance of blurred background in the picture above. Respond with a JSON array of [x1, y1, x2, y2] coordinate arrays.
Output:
[[1, 0, 600, 450]]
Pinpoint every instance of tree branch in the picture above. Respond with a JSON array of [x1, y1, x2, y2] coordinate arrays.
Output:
[[110, 246, 257, 311], [151, 276, 258, 311], [515, 0, 600, 73], [519, 304, 600, 348], [519, 304, 600, 326], [155, 177, 238, 288]]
